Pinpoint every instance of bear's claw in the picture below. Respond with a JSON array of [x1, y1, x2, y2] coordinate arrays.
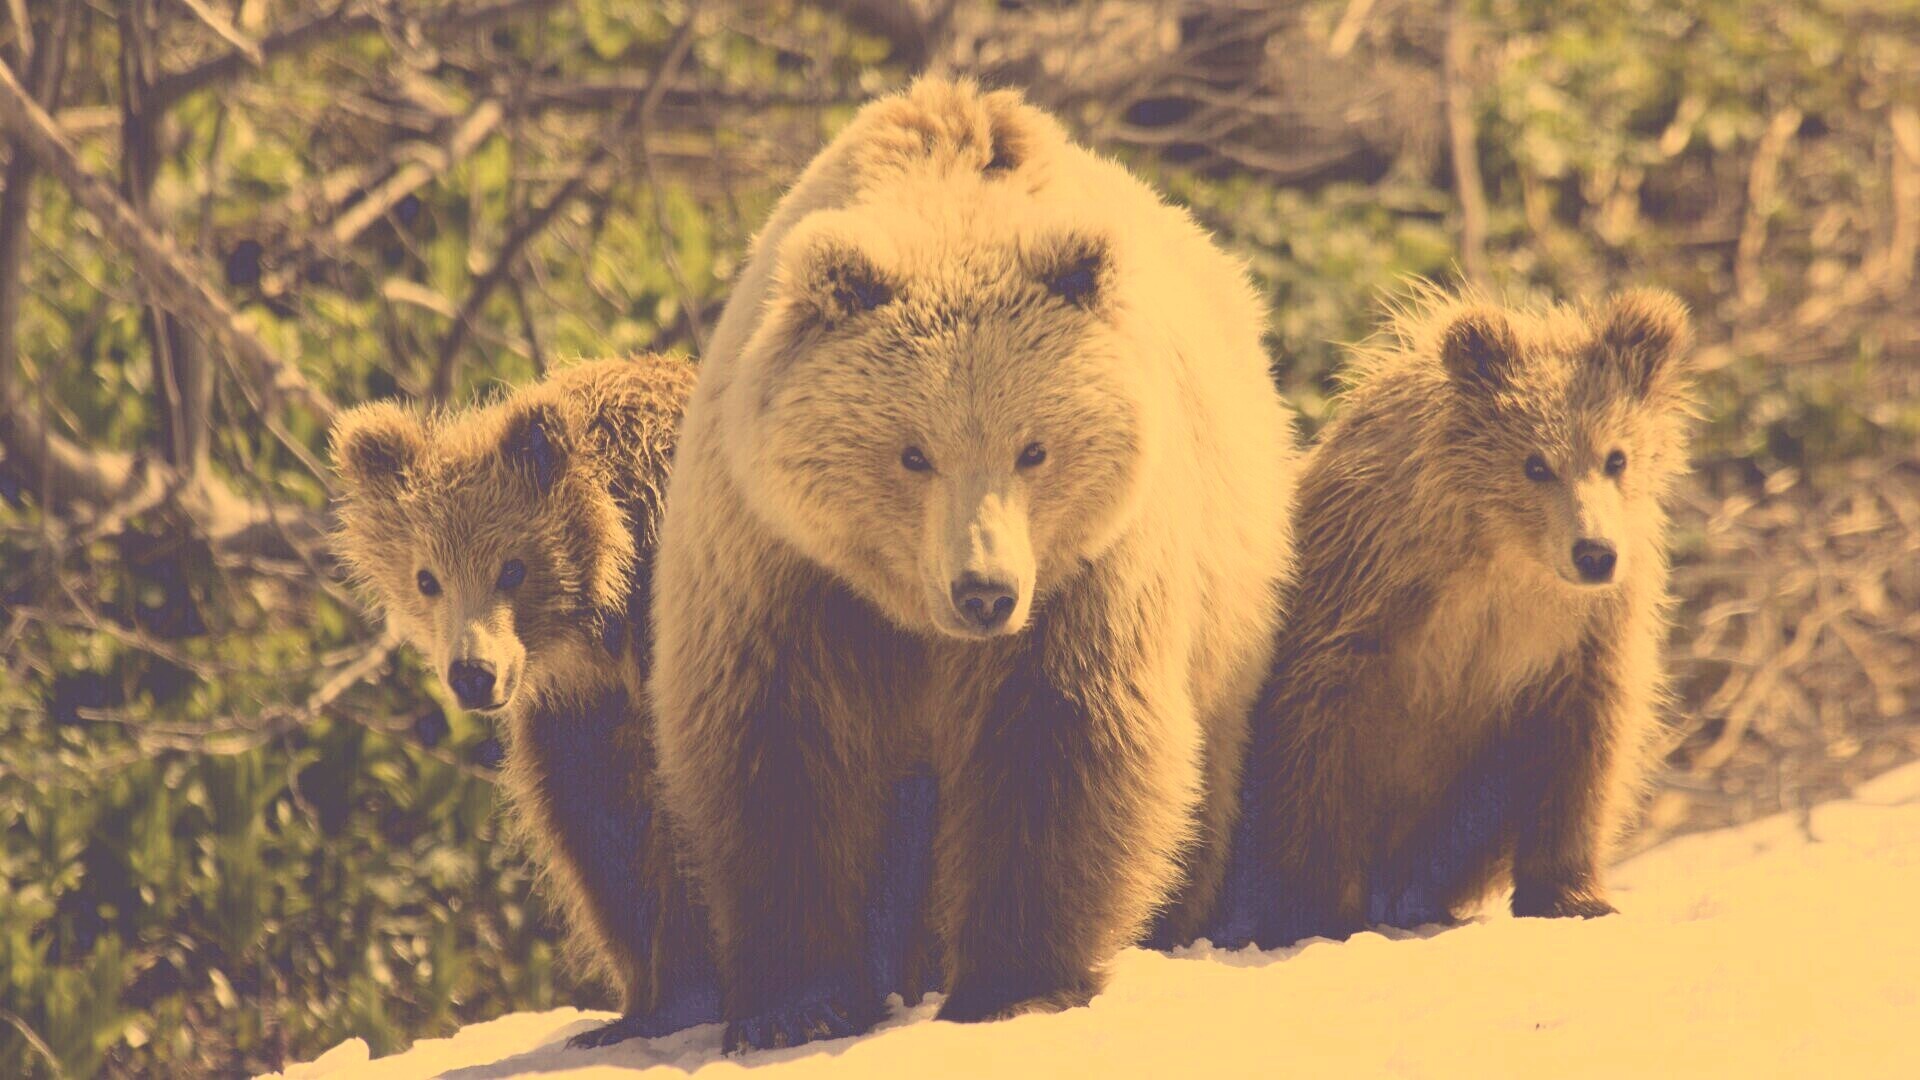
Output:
[[721, 982, 879, 1054], [566, 1012, 679, 1050], [935, 977, 1092, 1024], [1512, 885, 1617, 920]]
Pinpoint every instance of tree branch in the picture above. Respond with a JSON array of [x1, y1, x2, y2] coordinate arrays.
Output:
[[325, 97, 503, 250], [428, 11, 700, 400], [1735, 105, 1804, 310], [0, 55, 337, 424], [172, 0, 264, 66], [1444, 0, 1488, 287], [147, 0, 564, 111]]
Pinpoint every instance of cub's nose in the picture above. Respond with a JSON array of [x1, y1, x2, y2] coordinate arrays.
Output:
[[1572, 539, 1618, 584], [447, 659, 498, 709], [950, 574, 1017, 632]]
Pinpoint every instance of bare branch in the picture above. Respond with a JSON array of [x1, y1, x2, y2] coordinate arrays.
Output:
[[1882, 104, 1919, 293], [0, 55, 338, 424], [1444, 0, 1488, 287], [1327, 0, 1376, 58], [1735, 105, 1804, 309], [173, 0, 264, 66], [4, 0, 30, 62], [429, 11, 701, 400], [0, 1006, 63, 1080], [147, 0, 565, 110], [325, 97, 504, 250]]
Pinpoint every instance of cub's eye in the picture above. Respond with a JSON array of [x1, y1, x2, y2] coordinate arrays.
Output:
[[1017, 442, 1048, 469], [901, 446, 933, 473], [497, 558, 526, 591], [417, 569, 440, 597], [1605, 449, 1628, 477], [1524, 455, 1556, 483]]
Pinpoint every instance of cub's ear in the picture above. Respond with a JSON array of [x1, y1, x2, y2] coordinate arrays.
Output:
[[778, 223, 897, 331], [1028, 231, 1113, 310], [331, 402, 423, 497], [501, 399, 571, 493], [1439, 307, 1522, 392], [1597, 288, 1692, 398]]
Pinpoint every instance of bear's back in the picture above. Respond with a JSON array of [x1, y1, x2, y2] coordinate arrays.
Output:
[[540, 355, 697, 547]]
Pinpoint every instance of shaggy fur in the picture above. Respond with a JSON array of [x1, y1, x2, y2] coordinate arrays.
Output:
[[330, 356, 719, 1043], [1220, 287, 1694, 949], [649, 78, 1300, 1051]]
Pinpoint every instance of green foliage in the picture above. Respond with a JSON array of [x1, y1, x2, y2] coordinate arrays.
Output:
[[3, 0, 1915, 1075]]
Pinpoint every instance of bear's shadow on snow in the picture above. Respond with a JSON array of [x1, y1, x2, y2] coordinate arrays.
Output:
[[436, 999, 940, 1079], [434, 923, 1481, 1079]]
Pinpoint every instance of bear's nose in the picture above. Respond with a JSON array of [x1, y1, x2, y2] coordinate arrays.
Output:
[[1571, 539, 1617, 583], [951, 574, 1017, 632], [447, 659, 498, 709]]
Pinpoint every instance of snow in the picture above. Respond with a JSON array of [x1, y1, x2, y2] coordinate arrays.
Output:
[[268, 762, 1920, 1079]]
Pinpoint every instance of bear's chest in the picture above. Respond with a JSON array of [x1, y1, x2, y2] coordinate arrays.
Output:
[[1378, 562, 1590, 788]]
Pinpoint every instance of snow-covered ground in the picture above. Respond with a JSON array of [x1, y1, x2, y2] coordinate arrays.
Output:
[[271, 762, 1920, 1079]]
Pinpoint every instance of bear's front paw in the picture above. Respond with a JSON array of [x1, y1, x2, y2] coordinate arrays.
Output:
[[935, 974, 1094, 1024], [1511, 884, 1617, 920], [721, 979, 882, 1054], [566, 1013, 678, 1050], [566, 981, 723, 1049]]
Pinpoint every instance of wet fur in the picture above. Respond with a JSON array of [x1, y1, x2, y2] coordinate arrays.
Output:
[[650, 79, 1299, 1050], [1221, 287, 1693, 947], [330, 357, 718, 1031]]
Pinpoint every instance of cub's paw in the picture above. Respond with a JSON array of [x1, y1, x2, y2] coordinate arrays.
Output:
[[567, 1013, 678, 1050], [721, 980, 882, 1054], [936, 975, 1094, 1025], [1512, 885, 1617, 920], [566, 983, 722, 1049]]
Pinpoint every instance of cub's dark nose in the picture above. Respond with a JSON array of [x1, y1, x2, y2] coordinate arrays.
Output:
[[1572, 539, 1617, 583], [447, 659, 498, 709], [951, 574, 1017, 631]]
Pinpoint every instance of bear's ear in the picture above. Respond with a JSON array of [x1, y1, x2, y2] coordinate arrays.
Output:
[[1439, 307, 1521, 392], [1595, 288, 1692, 399], [501, 399, 571, 494], [783, 230, 897, 331], [1030, 232, 1113, 311], [331, 402, 423, 498]]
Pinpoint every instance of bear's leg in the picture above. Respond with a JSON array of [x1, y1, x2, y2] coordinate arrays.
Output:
[[934, 579, 1200, 1023], [516, 688, 721, 1049], [1509, 655, 1620, 921], [1238, 691, 1372, 948], [657, 578, 909, 1054], [568, 789, 721, 1048], [864, 766, 939, 1006], [1369, 741, 1514, 930]]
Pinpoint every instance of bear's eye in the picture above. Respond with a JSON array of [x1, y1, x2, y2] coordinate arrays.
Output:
[[1524, 455, 1556, 483], [497, 559, 526, 591], [1604, 449, 1627, 477], [417, 569, 441, 597], [901, 446, 933, 473], [1017, 442, 1047, 469]]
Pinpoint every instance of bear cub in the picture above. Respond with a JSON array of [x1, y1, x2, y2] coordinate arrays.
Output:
[[330, 356, 717, 1045], [1222, 288, 1693, 948]]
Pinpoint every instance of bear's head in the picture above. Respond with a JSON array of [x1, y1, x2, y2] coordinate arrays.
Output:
[[1434, 288, 1693, 590], [724, 197, 1159, 640], [330, 391, 634, 712]]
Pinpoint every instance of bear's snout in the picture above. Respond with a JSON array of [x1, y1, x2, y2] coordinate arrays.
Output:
[[447, 658, 500, 710], [951, 573, 1019, 633], [1571, 538, 1618, 584]]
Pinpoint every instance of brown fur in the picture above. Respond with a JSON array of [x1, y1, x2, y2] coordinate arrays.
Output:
[[650, 79, 1299, 1050], [1238, 287, 1693, 944], [329, 356, 710, 1022]]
